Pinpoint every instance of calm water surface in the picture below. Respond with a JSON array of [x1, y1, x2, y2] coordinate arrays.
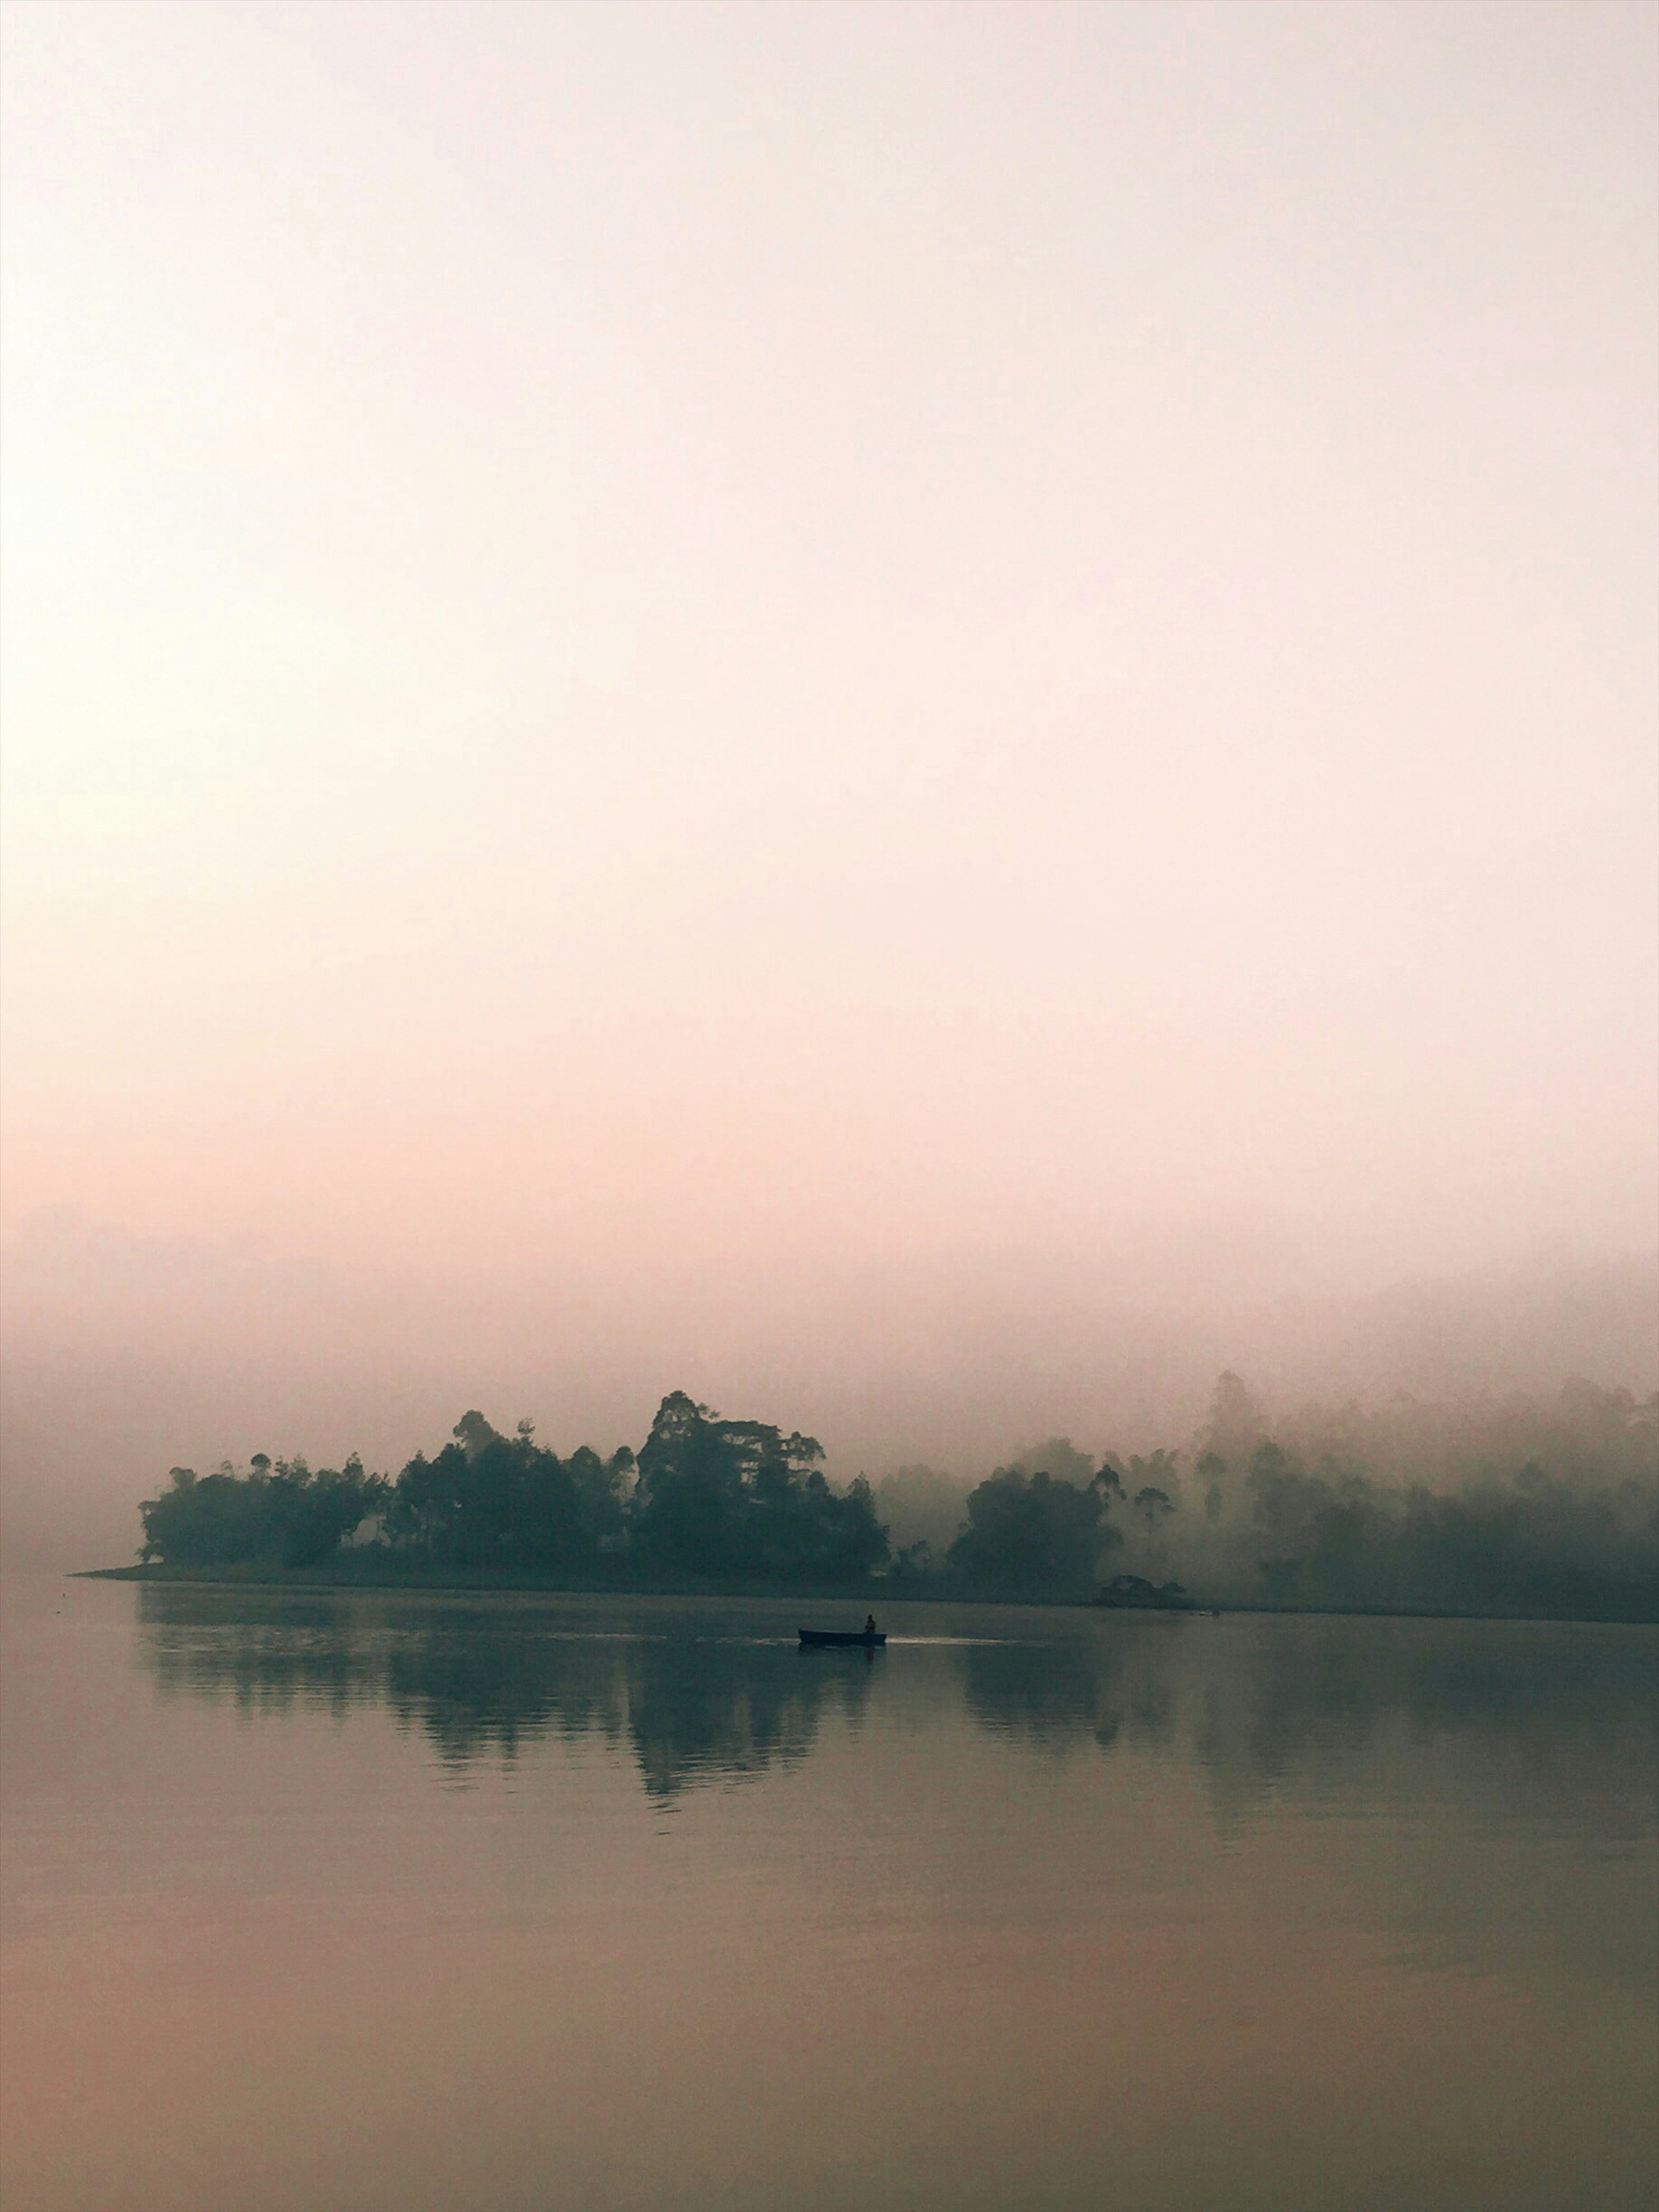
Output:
[[2, 1577, 1654, 2212]]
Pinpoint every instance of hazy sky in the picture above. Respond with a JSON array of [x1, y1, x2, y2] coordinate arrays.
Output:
[[2, 3, 1655, 1510]]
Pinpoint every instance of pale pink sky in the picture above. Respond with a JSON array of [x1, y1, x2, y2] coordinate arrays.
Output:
[[2, 3, 1655, 1525]]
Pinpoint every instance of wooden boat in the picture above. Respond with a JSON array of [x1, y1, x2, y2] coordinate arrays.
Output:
[[798, 1627, 886, 1647]]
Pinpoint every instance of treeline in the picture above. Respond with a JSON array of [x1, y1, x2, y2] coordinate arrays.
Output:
[[136, 1375, 1659, 1619], [877, 1375, 1659, 1619], [1212, 1374, 1659, 1619], [140, 1393, 886, 1584]]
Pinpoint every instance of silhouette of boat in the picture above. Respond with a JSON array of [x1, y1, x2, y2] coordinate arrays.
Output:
[[798, 1627, 886, 1647]]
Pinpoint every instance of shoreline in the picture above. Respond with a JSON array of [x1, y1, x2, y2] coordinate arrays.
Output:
[[77, 1561, 1659, 1626]]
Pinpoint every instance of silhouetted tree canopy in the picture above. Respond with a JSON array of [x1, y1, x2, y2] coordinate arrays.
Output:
[[140, 1454, 386, 1569], [138, 1393, 883, 1585], [632, 1392, 886, 1580], [948, 1466, 1118, 1598], [385, 1416, 633, 1568]]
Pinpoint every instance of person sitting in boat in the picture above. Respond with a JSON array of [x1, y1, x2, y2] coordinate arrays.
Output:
[[864, 1615, 877, 1637]]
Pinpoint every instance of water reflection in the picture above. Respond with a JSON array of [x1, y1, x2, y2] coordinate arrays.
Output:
[[1187, 1615, 1658, 1842], [4, 1581, 1643, 2212], [137, 1589, 876, 1801], [136, 1588, 1656, 1841]]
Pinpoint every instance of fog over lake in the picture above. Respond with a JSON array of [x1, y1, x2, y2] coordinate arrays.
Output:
[[3, 1578, 1654, 2212], [2, 3, 1654, 2206]]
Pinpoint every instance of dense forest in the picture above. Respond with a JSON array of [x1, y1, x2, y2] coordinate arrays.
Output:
[[135, 1375, 1659, 1620], [139, 1393, 887, 1586]]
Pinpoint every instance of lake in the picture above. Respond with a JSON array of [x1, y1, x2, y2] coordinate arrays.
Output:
[[2, 1577, 1654, 2212]]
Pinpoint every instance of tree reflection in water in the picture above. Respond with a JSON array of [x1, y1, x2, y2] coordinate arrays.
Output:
[[136, 1587, 876, 1801], [136, 1587, 1654, 1845]]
